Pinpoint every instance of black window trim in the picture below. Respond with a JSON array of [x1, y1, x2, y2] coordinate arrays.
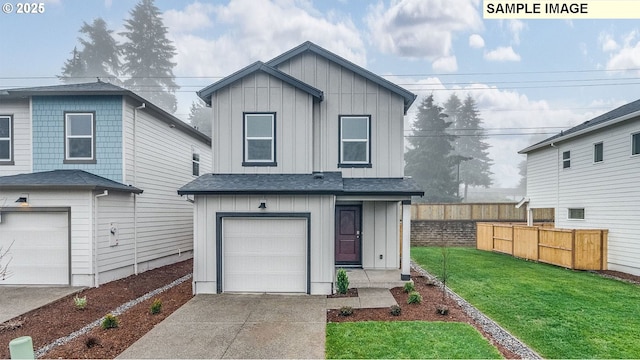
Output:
[[64, 111, 97, 164], [192, 146, 200, 176], [242, 112, 277, 167], [338, 114, 372, 168], [632, 132, 640, 156], [562, 150, 571, 169], [0, 114, 14, 165], [593, 142, 604, 163], [568, 207, 585, 220]]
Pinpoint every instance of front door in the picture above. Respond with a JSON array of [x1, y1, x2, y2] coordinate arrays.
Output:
[[335, 205, 361, 265]]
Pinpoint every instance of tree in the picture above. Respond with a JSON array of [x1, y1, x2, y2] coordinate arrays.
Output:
[[0, 241, 13, 281], [120, 0, 179, 113], [517, 160, 527, 191], [188, 99, 212, 136], [405, 95, 459, 202], [446, 94, 493, 200], [59, 19, 121, 84]]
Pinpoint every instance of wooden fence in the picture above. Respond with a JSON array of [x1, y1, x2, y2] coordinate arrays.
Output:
[[412, 203, 554, 221], [477, 223, 608, 270]]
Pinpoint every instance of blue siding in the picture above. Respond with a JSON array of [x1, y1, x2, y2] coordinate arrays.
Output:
[[32, 96, 123, 182]]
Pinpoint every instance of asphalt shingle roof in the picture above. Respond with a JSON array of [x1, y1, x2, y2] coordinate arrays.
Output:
[[0, 170, 142, 194], [342, 177, 424, 196]]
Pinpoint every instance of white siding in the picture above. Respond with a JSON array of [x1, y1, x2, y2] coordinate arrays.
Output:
[[95, 191, 135, 282], [361, 201, 400, 269], [525, 118, 640, 275], [0, 98, 31, 176], [526, 146, 559, 209], [211, 72, 314, 174]]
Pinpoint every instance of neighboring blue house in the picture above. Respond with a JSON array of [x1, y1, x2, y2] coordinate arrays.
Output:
[[0, 81, 212, 286]]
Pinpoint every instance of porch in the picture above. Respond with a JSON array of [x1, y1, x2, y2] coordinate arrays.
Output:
[[338, 268, 408, 289]]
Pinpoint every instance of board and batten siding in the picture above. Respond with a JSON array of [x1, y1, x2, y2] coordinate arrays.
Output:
[[525, 118, 640, 275], [274, 52, 405, 178], [193, 194, 335, 295], [0, 98, 31, 176], [211, 72, 314, 174], [122, 99, 212, 267], [94, 191, 135, 283], [361, 201, 400, 269]]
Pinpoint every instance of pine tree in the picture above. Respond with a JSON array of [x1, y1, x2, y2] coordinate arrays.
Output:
[[60, 47, 86, 83], [517, 160, 527, 192], [405, 95, 459, 202], [121, 0, 178, 113], [189, 99, 212, 136]]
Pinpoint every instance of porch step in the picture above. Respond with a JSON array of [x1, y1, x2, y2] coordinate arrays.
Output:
[[339, 268, 409, 289]]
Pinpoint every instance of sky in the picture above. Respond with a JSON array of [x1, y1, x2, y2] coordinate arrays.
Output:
[[2, 0, 640, 188]]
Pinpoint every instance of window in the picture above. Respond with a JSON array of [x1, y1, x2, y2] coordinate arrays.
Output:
[[243, 113, 276, 166], [632, 133, 640, 156], [594, 142, 603, 163], [0, 115, 13, 165], [192, 148, 200, 176], [568, 208, 585, 220], [65, 112, 95, 163], [562, 150, 571, 169], [339, 115, 371, 167]]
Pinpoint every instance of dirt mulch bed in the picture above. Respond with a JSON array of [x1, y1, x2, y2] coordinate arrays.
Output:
[[326, 288, 358, 298], [0, 259, 193, 359]]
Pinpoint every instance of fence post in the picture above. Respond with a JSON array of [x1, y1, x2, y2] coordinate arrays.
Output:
[[571, 230, 576, 269], [511, 225, 514, 255]]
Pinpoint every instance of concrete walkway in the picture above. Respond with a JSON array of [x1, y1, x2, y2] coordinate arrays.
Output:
[[327, 288, 397, 309], [0, 286, 83, 323]]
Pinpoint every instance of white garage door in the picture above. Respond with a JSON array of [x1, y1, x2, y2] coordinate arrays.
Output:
[[223, 218, 307, 293], [0, 211, 69, 285]]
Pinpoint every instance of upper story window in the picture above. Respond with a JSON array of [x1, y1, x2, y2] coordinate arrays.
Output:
[[65, 112, 96, 163], [594, 142, 603, 163], [243, 112, 276, 166], [0, 115, 13, 165], [339, 115, 371, 168], [632, 133, 640, 156], [562, 150, 571, 169], [192, 147, 200, 176], [568, 208, 585, 220]]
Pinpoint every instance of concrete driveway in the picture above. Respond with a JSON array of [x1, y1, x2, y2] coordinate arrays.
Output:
[[118, 294, 327, 359], [0, 286, 83, 323]]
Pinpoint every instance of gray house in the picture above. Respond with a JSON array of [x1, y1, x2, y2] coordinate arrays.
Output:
[[179, 42, 422, 295]]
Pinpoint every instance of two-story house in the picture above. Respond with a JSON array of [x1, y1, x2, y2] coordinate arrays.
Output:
[[520, 99, 640, 276], [0, 81, 211, 286], [178, 41, 423, 295]]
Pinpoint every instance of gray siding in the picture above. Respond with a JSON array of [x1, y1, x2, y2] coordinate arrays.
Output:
[[0, 98, 31, 176], [361, 201, 400, 269]]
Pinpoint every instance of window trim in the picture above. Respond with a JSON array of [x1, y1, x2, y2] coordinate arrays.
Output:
[[562, 150, 571, 169], [338, 115, 372, 168], [593, 142, 604, 163], [0, 115, 14, 165], [192, 147, 200, 176], [632, 132, 640, 156], [64, 111, 96, 164], [567, 208, 585, 220], [242, 112, 277, 167]]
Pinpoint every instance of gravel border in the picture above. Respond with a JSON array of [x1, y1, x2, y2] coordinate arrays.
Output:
[[35, 273, 192, 358], [411, 261, 542, 359]]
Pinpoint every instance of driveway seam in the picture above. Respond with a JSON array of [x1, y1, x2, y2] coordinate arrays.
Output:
[[220, 299, 254, 359]]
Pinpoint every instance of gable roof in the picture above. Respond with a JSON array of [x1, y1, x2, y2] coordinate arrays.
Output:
[[0, 81, 211, 146], [0, 170, 143, 194], [520, 98, 640, 154], [197, 61, 324, 104], [266, 41, 417, 114]]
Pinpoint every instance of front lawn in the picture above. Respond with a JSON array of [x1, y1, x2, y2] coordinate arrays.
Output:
[[412, 247, 640, 359], [326, 321, 501, 359]]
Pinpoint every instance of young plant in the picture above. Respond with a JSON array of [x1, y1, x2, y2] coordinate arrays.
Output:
[[74, 295, 87, 310], [150, 298, 162, 315], [440, 243, 450, 301], [339, 306, 353, 316], [389, 305, 402, 316], [407, 291, 423, 304], [85, 336, 100, 349], [403, 281, 415, 293], [101, 313, 119, 329], [436, 304, 449, 315], [336, 268, 349, 295], [0, 240, 14, 281]]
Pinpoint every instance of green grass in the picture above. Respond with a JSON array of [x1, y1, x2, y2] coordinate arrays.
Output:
[[412, 247, 640, 359], [325, 321, 502, 359]]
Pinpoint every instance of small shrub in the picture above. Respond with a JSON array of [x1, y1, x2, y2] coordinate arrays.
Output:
[[403, 281, 415, 293], [436, 304, 449, 315], [389, 305, 402, 316], [101, 314, 119, 329], [336, 268, 349, 294], [339, 306, 353, 316], [74, 295, 87, 310], [0, 319, 23, 332], [407, 291, 422, 304], [150, 298, 162, 315], [85, 336, 100, 349]]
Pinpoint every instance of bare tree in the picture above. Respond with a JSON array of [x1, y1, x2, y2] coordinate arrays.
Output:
[[0, 241, 13, 281]]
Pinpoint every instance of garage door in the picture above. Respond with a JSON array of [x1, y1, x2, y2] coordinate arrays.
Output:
[[0, 211, 69, 285], [223, 218, 307, 293]]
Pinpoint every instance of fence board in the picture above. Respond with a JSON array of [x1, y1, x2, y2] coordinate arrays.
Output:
[[412, 203, 554, 221], [513, 226, 538, 260], [476, 223, 494, 251]]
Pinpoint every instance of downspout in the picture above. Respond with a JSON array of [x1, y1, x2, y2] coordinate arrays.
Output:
[[550, 142, 560, 224], [133, 103, 145, 275], [94, 190, 109, 287]]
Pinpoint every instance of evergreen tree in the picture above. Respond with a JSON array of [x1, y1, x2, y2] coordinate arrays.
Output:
[[121, 0, 178, 113], [59, 19, 120, 84], [446, 94, 493, 200], [189, 99, 212, 136], [517, 160, 527, 191], [405, 95, 459, 202]]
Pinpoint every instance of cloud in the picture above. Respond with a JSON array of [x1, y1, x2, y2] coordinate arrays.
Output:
[[599, 32, 619, 52], [604, 30, 640, 71], [508, 20, 525, 45], [164, 2, 216, 33], [432, 56, 458, 72], [469, 34, 485, 49], [484, 46, 521, 62], [365, 0, 482, 60]]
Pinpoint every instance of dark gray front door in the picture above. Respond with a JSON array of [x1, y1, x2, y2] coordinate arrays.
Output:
[[335, 205, 361, 265]]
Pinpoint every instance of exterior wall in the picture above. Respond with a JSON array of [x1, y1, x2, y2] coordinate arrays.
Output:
[[526, 118, 640, 275], [31, 96, 123, 181], [526, 147, 559, 209], [411, 220, 477, 247], [193, 194, 335, 295], [0, 98, 31, 176], [94, 191, 135, 283], [211, 72, 314, 174], [274, 52, 406, 178], [361, 201, 400, 269]]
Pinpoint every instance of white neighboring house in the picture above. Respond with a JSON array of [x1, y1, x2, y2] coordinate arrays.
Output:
[[0, 81, 211, 286], [520, 99, 640, 276]]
